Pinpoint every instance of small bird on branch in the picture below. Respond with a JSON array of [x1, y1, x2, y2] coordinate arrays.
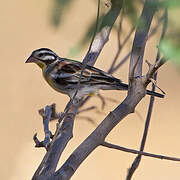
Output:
[[26, 48, 164, 100]]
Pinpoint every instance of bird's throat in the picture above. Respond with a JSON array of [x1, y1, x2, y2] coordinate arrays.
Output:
[[36, 62, 46, 70]]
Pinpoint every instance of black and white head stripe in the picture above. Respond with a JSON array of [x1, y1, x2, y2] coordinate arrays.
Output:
[[33, 48, 58, 61]]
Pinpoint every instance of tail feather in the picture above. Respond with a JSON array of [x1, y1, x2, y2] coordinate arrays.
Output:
[[118, 82, 165, 98]]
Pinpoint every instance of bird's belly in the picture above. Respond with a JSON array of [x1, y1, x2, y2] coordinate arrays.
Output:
[[43, 72, 99, 99], [69, 86, 99, 99]]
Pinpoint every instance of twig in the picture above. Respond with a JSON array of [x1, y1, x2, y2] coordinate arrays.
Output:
[[108, 27, 135, 74], [45, 1, 124, 180], [71, 0, 101, 102], [101, 141, 180, 162], [110, 51, 131, 74], [110, 12, 165, 74], [129, 0, 157, 79], [127, 8, 168, 180], [33, 4, 102, 176], [77, 115, 97, 125], [83, 0, 123, 66], [144, 57, 167, 85], [33, 105, 52, 150], [97, 93, 106, 110], [32, 101, 78, 180], [33, 1, 124, 180], [32, 1, 171, 180], [77, 106, 97, 114], [78, 12, 165, 109]]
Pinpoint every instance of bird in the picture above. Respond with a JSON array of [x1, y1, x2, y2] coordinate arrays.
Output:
[[25, 48, 164, 100]]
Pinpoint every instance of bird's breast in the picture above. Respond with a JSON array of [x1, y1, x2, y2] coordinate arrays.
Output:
[[42, 70, 67, 95]]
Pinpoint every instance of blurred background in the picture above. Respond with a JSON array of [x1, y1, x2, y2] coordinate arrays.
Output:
[[1, 0, 180, 179]]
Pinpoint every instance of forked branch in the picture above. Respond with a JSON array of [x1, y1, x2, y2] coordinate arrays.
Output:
[[32, 1, 171, 180], [127, 8, 168, 180], [33, 1, 124, 180]]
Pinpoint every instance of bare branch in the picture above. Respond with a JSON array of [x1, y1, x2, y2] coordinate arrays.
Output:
[[37, 106, 52, 150], [110, 51, 131, 74], [32, 101, 78, 180], [48, 93, 148, 180], [44, 1, 162, 180], [83, 0, 124, 66], [32, 1, 172, 180], [97, 93, 106, 110], [127, 8, 168, 180], [101, 141, 180, 162], [33, 1, 124, 180], [33, 105, 60, 150], [110, 10, 165, 75], [129, 0, 158, 79], [144, 57, 167, 85], [108, 26, 135, 74]]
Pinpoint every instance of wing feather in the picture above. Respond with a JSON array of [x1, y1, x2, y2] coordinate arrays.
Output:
[[52, 59, 121, 85]]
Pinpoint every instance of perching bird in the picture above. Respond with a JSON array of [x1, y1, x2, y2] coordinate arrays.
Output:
[[25, 48, 164, 100]]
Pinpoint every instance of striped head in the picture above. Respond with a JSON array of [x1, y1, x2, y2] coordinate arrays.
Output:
[[25, 48, 59, 70]]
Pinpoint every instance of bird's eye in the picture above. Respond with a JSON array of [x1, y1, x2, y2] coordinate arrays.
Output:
[[38, 53, 44, 57]]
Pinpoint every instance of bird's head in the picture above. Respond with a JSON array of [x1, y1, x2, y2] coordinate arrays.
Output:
[[25, 48, 59, 70]]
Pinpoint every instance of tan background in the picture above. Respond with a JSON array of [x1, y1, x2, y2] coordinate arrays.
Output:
[[1, 0, 180, 179]]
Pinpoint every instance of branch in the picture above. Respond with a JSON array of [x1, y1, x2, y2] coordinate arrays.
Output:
[[79, 7, 166, 107], [44, 1, 165, 180], [110, 10, 165, 74], [83, 0, 124, 66], [144, 57, 167, 85], [32, 1, 170, 180], [108, 25, 135, 74], [102, 141, 180, 162], [33, 1, 124, 180], [32, 102, 78, 180], [127, 8, 168, 180], [33, 105, 52, 150], [129, 0, 158, 79]]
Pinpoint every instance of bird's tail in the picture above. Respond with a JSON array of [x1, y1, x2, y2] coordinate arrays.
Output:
[[117, 82, 165, 98]]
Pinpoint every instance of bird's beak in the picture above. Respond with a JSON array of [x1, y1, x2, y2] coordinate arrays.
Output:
[[25, 56, 37, 63]]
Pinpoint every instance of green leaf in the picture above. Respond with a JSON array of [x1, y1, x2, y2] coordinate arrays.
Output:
[[158, 0, 180, 9], [50, 0, 73, 27], [159, 39, 180, 64]]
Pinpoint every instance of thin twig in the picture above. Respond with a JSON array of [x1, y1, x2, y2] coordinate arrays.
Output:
[[46, 1, 125, 179], [71, 0, 101, 102], [77, 115, 97, 125], [108, 26, 135, 74], [32, 102, 77, 180], [110, 51, 131, 74], [33, 106, 52, 150], [101, 141, 180, 162], [77, 106, 97, 114], [111, 12, 165, 74], [97, 93, 106, 110], [78, 10, 165, 109], [144, 57, 167, 85]]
